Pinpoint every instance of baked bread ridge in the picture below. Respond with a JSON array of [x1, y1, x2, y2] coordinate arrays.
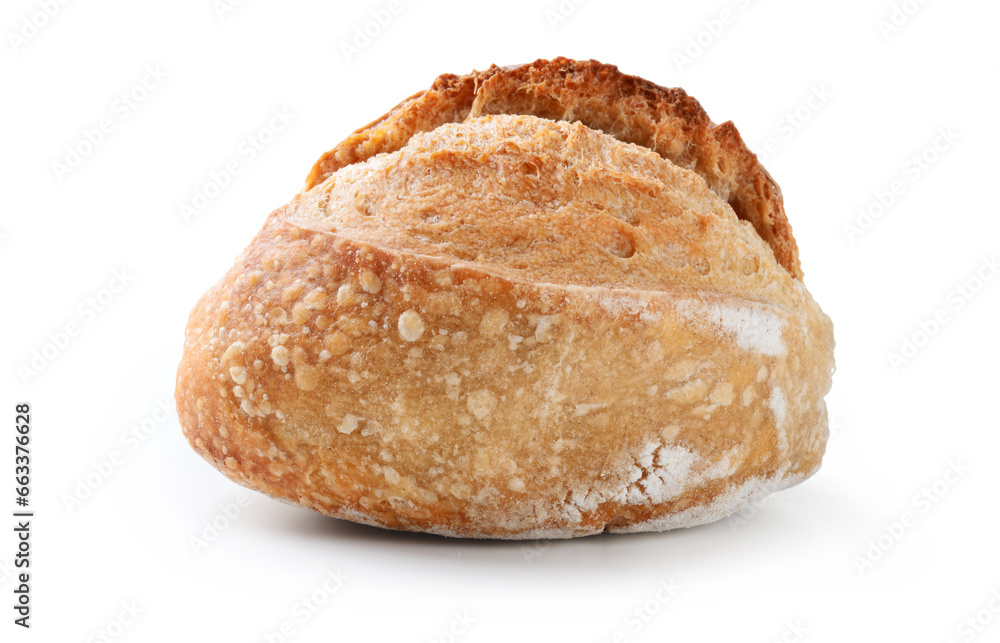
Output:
[[304, 57, 802, 279], [295, 114, 798, 308], [175, 111, 834, 537]]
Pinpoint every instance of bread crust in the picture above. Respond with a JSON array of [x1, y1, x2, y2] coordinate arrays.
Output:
[[305, 58, 802, 279], [176, 61, 834, 539]]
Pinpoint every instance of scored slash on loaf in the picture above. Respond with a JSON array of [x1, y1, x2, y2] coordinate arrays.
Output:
[[175, 58, 835, 539]]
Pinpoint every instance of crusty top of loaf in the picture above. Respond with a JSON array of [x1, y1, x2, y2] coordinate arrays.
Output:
[[304, 58, 802, 279], [292, 114, 801, 308]]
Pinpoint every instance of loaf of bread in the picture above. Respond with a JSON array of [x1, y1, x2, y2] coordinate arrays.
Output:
[[175, 58, 835, 538]]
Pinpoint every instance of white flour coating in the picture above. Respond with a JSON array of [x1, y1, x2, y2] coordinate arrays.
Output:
[[563, 441, 745, 522], [597, 292, 659, 320], [626, 442, 742, 504], [607, 468, 802, 534], [769, 386, 789, 453], [307, 444, 797, 540], [630, 444, 698, 504], [383, 459, 803, 540], [675, 299, 786, 356]]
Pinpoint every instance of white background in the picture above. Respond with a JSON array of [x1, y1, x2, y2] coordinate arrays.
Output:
[[2, 0, 999, 641]]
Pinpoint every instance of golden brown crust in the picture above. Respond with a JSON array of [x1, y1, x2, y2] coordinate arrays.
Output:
[[175, 226, 832, 538], [304, 58, 802, 279], [176, 98, 835, 539]]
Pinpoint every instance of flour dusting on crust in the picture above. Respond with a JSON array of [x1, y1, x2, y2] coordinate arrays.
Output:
[[676, 298, 787, 356], [607, 468, 803, 534]]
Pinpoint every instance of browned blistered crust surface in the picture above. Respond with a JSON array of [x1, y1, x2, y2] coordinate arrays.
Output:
[[176, 59, 834, 539], [306, 57, 802, 279]]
